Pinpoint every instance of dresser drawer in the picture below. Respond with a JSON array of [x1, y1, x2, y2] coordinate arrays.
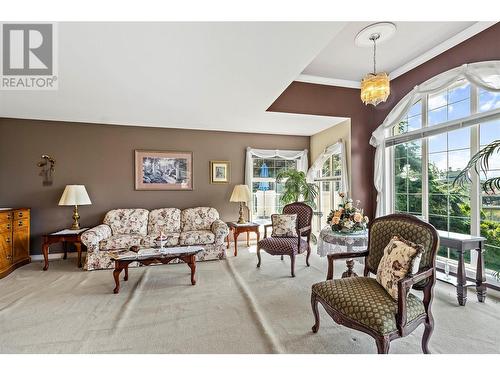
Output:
[[0, 211, 13, 223], [14, 209, 29, 220], [14, 218, 30, 230], [0, 221, 12, 233]]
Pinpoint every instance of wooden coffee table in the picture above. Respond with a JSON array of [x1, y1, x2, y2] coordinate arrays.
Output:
[[109, 246, 203, 294]]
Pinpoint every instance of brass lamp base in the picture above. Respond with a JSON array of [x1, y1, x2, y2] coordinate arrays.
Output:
[[237, 202, 247, 224], [71, 205, 81, 230]]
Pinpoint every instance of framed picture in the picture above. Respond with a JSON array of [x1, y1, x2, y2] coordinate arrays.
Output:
[[135, 150, 193, 190], [210, 161, 230, 184]]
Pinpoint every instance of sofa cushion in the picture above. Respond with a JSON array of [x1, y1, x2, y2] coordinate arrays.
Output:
[[103, 209, 149, 235], [148, 208, 181, 234], [99, 234, 144, 251], [141, 233, 180, 247], [179, 230, 215, 245], [181, 207, 220, 231]]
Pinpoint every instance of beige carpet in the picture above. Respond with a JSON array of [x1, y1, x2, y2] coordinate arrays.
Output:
[[0, 245, 499, 354]]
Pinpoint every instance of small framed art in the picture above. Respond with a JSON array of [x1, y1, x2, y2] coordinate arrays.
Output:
[[210, 161, 230, 184]]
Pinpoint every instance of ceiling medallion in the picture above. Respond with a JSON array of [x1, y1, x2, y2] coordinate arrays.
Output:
[[356, 22, 396, 106]]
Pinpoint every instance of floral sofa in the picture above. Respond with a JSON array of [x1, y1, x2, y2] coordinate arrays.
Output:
[[81, 207, 229, 271]]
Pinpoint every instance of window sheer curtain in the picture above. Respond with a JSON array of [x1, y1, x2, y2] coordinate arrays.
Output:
[[245, 147, 308, 220], [306, 140, 349, 194], [370, 61, 500, 217]]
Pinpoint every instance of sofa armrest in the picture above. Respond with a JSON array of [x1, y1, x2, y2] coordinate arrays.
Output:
[[211, 219, 229, 245], [81, 224, 112, 251]]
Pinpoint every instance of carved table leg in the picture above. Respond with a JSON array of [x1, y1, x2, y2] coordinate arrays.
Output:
[[226, 230, 231, 249], [42, 240, 50, 271], [476, 245, 487, 302], [113, 262, 124, 294], [63, 242, 68, 260], [327, 255, 334, 280], [124, 264, 129, 281], [75, 242, 82, 268], [188, 255, 196, 285], [342, 259, 358, 278], [246, 231, 250, 247], [233, 231, 239, 257], [457, 251, 467, 306]]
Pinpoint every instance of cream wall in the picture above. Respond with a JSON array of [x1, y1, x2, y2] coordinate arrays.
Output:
[[309, 119, 351, 188]]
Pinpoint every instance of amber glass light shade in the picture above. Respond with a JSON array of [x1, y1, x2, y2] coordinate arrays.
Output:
[[360, 72, 390, 106]]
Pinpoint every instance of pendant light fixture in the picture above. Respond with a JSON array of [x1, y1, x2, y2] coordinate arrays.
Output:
[[356, 22, 396, 106]]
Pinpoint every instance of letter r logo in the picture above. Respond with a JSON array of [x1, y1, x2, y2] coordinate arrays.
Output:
[[2, 24, 53, 75]]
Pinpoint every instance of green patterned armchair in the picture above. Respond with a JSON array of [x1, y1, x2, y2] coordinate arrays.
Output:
[[310, 213, 439, 354]]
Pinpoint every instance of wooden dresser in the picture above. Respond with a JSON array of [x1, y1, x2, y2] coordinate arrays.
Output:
[[0, 208, 31, 279]]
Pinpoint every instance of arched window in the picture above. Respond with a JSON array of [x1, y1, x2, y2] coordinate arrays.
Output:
[[371, 61, 500, 278]]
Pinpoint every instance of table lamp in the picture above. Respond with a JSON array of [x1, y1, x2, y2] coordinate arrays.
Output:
[[230, 184, 251, 224], [58, 185, 92, 230]]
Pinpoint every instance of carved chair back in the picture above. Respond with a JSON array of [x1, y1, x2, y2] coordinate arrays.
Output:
[[282, 202, 313, 237], [366, 213, 439, 289]]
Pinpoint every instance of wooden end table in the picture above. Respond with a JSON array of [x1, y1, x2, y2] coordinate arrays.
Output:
[[41, 228, 88, 271], [109, 246, 203, 294], [226, 222, 260, 256]]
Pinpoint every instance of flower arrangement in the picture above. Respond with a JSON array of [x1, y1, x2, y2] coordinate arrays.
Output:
[[326, 192, 369, 233]]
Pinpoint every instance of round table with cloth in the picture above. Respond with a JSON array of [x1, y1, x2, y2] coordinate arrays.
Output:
[[317, 226, 368, 279]]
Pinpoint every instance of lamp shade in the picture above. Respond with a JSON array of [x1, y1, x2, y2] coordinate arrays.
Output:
[[230, 185, 251, 203], [58, 185, 92, 206]]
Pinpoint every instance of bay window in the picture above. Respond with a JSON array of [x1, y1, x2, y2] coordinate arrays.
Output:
[[378, 63, 500, 278]]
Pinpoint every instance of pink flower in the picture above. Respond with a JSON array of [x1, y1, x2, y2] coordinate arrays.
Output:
[[353, 213, 363, 223], [332, 217, 340, 225]]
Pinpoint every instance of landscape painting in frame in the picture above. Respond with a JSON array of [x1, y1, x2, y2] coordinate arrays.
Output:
[[135, 150, 193, 190]]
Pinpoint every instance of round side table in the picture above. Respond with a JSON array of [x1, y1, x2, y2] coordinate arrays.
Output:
[[317, 226, 368, 279]]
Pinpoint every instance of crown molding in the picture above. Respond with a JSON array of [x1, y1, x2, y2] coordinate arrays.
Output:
[[297, 21, 497, 89], [389, 21, 497, 79], [295, 74, 361, 89]]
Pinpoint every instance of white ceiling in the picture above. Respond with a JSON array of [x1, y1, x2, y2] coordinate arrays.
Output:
[[0, 22, 347, 136], [0, 22, 492, 136], [302, 21, 479, 83]]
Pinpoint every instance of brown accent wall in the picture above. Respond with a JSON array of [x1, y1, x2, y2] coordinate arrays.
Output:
[[268, 22, 500, 218], [268, 84, 374, 216], [0, 118, 308, 255]]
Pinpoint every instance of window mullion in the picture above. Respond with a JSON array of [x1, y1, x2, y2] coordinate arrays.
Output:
[[422, 95, 429, 221], [470, 85, 480, 267]]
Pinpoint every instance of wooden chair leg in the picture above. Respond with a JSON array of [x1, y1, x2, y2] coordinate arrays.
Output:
[[422, 320, 433, 354], [375, 337, 390, 354], [290, 254, 296, 277], [306, 246, 311, 267], [422, 283, 434, 354], [311, 293, 320, 333], [256, 247, 261, 268]]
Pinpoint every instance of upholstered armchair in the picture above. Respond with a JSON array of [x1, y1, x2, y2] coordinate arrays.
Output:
[[256, 202, 313, 277], [310, 213, 439, 354]]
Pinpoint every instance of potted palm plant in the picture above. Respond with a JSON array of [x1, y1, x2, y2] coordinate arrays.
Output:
[[276, 170, 319, 242]]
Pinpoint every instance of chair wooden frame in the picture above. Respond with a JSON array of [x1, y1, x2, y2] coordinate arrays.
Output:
[[311, 213, 440, 354]]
